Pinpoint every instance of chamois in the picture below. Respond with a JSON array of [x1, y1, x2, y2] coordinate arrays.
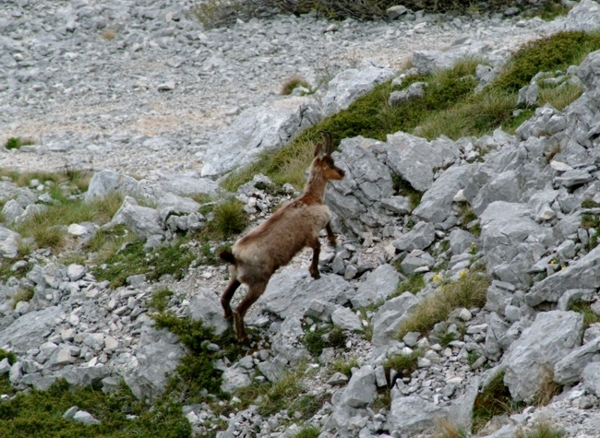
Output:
[[219, 131, 345, 343]]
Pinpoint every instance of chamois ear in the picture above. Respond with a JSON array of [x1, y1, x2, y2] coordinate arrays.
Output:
[[314, 130, 332, 158], [313, 139, 323, 158]]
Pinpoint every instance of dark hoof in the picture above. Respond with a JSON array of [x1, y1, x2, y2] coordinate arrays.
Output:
[[310, 270, 321, 280]]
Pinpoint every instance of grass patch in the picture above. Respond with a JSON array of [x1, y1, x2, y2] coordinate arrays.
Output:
[[153, 312, 245, 402], [0, 378, 191, 438], [396, 273, 425, 295], [516, 420, 565, 438], [383, 348, 422, 380], [397, 272, 489, 339], [148, 288, 174, 312], [458, 202, 477, 228], [434, 418, 469, 438], [302, 322, 347, 357], [294, 427, 321, 438], [330, 357, 359, 377], [472, 370, 525, 434], [14, 192, 123, 252], [221, 31, 600, 193], [281, 75, 311, 95], [11, 288, 34, 308], [92, 238, 196, 288], [5, 137, 35, 150], [532, 370, 562, 407], [392, 174, 423, 209], [568, 301, 600, 330], [207, 197, 248, 239]]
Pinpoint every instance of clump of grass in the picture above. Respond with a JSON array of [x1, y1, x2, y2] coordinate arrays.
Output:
[[302, 322, 347, 357], [153, 312, 244, 402], [383, 348, 422, 381], [581, 199, 600, 209], [516, 420, 565, 438], [397, 272, 489, 339], [538, 82, 582, 111], [472, 370, 524, 434], [434, 418, 469, 438], [581, 213, 598, 231], [0, 349, 17, 365], [458, 202, 477, 228], [12, 288, 34, 308], [281, 75, 311, 95], [92, 239, 196, 288], [330, 357, 359, 377], [0, 378, 191, 437], [294, 427, 321, 438], [568, 301, 600, 330], [101, 28, 117, 40], [15, 192, 124, 252], [396, 273, 425, 295], [537, 0, 571, 21], [5, 137, 35, 150], [532, 370, 562, 407], [149, 288, 174, 312], [208, 197, 248, 239], [392, 174, 423, 209]]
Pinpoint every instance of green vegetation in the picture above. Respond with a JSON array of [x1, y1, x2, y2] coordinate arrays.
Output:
[[148, 287, 174, 312], [516, 421, 565, 438], [434, 419, 469, 438], [397, 272, 489, 339], [330, 357, 359, 377], [223, 31, 600, 192], [0, 379, 191, 438], [14, 191, 123, 252], [235, 365, 327, 419], [93, 239, 196, 289], [152, 312, 244, 402], [294, 427, 321, 438], [472, 370, 524, 433], [281, 75, 311, 95], [302, 322, 347, 357], [396, 273, 425, 295], [392, 175, 423, 209], [11, 288, 34, 308], [383, 348, 422, 379], [207, 197, 248, 239], [5, 137, 35, 150], [568, 301, 600, 330]]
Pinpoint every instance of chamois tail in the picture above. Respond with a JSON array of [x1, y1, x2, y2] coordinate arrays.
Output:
[[219, 249, 236, 265]]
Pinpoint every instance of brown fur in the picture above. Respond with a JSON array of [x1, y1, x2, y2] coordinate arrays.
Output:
[[219, 131, 345, 343]]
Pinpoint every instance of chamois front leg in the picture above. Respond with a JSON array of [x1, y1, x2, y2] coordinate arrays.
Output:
[[221, 277, 241, 320], [325, 222, 337, 247], [233, 281, 267, 344], [309, 236, 321, 279]]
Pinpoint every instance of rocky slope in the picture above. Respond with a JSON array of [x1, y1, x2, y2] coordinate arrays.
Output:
[[3, 0, 600, 437]]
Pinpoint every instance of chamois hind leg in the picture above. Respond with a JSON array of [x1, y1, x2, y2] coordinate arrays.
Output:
[[221, 277, 241, 320], [233, 281, 268, 344], [309, 236, 321, 280], [325, 222, 337, 247]]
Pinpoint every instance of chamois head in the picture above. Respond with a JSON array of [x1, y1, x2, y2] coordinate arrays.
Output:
[[312, 131, 345, 181]]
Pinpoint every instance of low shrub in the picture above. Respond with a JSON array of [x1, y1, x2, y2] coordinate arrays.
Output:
[[472, 370, 524, 433]]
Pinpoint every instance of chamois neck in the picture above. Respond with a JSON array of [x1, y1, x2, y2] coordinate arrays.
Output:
[[302, 168, 327, 203]]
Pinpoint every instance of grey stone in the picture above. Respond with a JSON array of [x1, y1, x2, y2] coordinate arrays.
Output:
[[371, 292, 419, 347], [304, 299, 337, 321], [260, 269, 351, 319], [449, 229, 479, 255], [322, 61, 395, 117], [527, 244, 600, 306], [502, 311, 583, 402], [413, 164, 479, 224], [387, 5, 408, 19], [0, 306, 62, 354], [221, 366, 251, 393], [387, 395, 448, 435], [341, 365, 376, 408], [388, 82, 427, 106], [84, 169, 139, 203], [412, 41, 492, 75], [188, 288, 229, 335], [392, 221, 435, 252], [124, 324, 184, 401], [331, 307, 362, 331], [351, 264, 400, 308], [0, 225, 21, 259], [554, 336, 600, 385], [201, 98, 321, 178], [327, 372, 349, 386], [63, 406, 79, 420], [257, 354, 288, 383], [326, 136, 394, 236], [73, 410, 100, 425], [485, 281, 515, 316], [109, 196, 163, 240], [582, 362, 600, 397]]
